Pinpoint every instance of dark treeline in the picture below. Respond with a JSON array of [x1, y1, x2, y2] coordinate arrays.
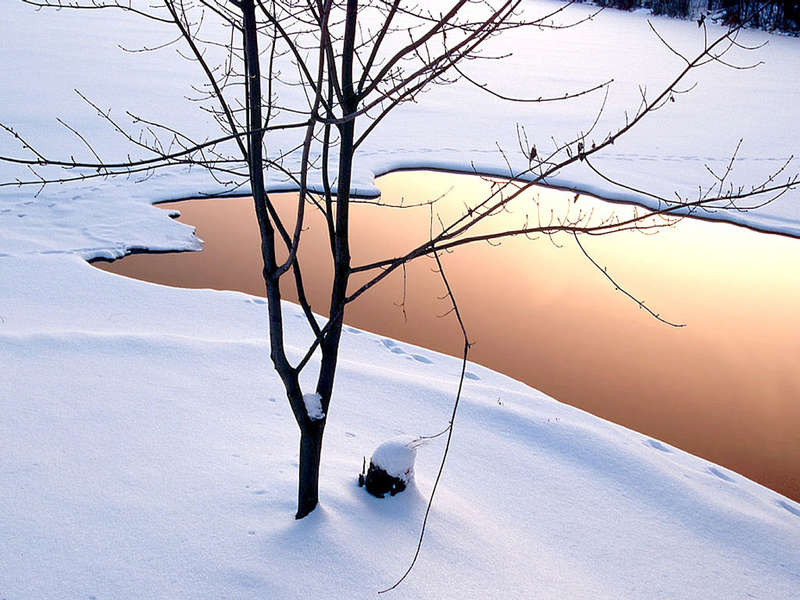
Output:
[[584, 0, 800, 32]]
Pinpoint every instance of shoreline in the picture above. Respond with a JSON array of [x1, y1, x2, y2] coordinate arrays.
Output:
[[87, 165, 800, 267]]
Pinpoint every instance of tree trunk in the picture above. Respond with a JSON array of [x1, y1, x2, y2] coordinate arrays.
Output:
[[241, 0, 358, 520], [294, 0, 359, 519], [241, 0, 317, 520], [296, 420, 325, 519]]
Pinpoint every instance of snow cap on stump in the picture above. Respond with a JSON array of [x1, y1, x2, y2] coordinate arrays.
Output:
[[361, 436, 418, 498]]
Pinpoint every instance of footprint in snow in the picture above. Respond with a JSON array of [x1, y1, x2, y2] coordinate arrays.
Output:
[[777, 500, 800, 518], [380, 338, 406, 354], [345, 432, 356, 438], [380, 339, 436, 365], [707, 467, 734, 482], [246, 297, 266, 305], [644, 438, 672, 453], [464, 371, 480, 381], [346, 326, 361, 334]]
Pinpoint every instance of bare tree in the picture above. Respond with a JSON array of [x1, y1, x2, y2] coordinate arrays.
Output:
[[2, 0, 797, 521]]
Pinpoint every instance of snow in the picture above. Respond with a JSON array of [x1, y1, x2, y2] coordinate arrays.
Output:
[[3, 256, 800, 600], [1, 2, 800, 599], [303, 392, 325, 421], [1, 1, 800, 252], [370, 437, 419, 482], [2, 255, 800, 599]]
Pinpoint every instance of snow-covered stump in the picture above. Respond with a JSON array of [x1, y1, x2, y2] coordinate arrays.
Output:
[[359, 437, 418, 498]]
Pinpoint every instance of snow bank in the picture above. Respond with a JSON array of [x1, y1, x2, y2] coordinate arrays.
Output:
[[1, 0, 799, 263], [1, 255, 799, 599]]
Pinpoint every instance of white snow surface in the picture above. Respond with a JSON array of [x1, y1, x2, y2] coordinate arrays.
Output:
[[303, 392, 326, 421], [2, 255, 800, 599], [1, 0, 800, 258], [1, 2, 800, 599], [370, 436, 418, 482]]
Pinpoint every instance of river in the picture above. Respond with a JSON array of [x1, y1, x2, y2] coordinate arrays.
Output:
[[95, 170, 800, 502]]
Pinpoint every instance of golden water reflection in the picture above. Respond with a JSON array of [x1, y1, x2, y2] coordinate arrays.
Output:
[[96, 171, 800, 501]]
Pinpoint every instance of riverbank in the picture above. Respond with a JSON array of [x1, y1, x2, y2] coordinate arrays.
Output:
[[3, 251, 800, 599]]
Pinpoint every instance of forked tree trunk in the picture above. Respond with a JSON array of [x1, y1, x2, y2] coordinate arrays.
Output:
[[241, 0, 358, 520], [293, 0, 359, 519], [242, 0, 318, 518]]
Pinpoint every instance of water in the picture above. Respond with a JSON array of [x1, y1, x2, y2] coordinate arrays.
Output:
[[95, 170, 800, 501]]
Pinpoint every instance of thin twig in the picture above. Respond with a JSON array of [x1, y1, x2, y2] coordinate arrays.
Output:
[[573, 232, 685, 328], [379, 250, 471, 594]]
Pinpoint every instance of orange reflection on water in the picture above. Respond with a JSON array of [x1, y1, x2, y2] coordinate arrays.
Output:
[[96, 171, 800, 501]]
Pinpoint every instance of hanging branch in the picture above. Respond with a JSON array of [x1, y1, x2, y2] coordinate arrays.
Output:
[[573, 232, 686, 328], [379, 249, 472, 594]]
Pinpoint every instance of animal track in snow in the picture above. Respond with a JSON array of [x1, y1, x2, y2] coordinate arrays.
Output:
[[375, 338, 482, 382], [777, 500, 800, 518], [380, 338, 406, 354], [379, 338, 436, 364], [644, 438, 672, 453], [707, 467, 734, 482]]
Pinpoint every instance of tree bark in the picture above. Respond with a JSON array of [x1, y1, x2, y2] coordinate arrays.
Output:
[[243, 0, 321, 518], [296, 420, 325, 519], [296, 0, 359, 519]]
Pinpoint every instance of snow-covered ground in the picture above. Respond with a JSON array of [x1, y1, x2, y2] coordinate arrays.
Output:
[[3, 255, 800, 599], [1, 2, 799, 598], [2, 0, 800, 254]]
